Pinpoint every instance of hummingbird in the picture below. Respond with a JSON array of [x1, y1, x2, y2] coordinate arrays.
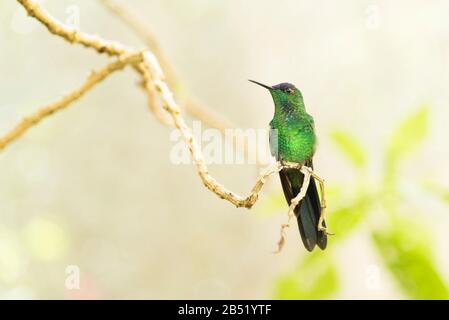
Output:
[[250, 80, 327, 251]]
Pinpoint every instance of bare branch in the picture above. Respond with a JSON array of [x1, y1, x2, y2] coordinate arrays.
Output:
[[98, 0, 234, 132], [134, 63, 174, 126], [99, 0, 177, 86], [0, 52, 143, 151], [17, 0, 129, 57]]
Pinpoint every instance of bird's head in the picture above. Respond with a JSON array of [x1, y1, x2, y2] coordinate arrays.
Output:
[[249, 80, 304, 110]]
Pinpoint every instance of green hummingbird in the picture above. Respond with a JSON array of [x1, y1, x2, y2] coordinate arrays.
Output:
[[250, 80, 327, 251]]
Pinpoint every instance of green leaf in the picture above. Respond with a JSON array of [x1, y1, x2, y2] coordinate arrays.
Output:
[[385, 107, 429, 181], [420, 180, 449, 204], [273, 252, 339, 299], [329, 129, 366, 168], [328, 195, 372, 243], [372, 215, 449, 299]]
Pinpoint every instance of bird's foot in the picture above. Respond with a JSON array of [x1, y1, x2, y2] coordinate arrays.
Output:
[[318, 219, 334, 236]]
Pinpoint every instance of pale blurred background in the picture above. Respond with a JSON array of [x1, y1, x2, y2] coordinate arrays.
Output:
[[1, 0, 449, 299]]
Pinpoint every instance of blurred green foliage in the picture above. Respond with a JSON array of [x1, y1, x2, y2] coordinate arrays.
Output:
[[372, 215, 449, 299], [274, 252, 338, 299], [329, 129, 366, 168], [265, 106, 449, 299], [385, 106, 428, 186], [421, 180, 449, 204]]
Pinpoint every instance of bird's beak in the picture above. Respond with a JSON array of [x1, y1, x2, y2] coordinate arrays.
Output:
[[249, 80, 272, 90]]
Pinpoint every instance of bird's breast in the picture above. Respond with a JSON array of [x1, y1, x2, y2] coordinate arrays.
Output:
[[275, 126, 316, 163]]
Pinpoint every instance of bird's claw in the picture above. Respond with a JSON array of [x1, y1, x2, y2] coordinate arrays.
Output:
[[318, 223, 334, 236]]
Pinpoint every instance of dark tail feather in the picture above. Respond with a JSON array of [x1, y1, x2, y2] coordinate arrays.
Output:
[[307, 177, 327, 250], [279, 167, 327, 251]]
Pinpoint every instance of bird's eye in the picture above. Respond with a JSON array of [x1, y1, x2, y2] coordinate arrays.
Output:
[[285, 88, 294, 94]]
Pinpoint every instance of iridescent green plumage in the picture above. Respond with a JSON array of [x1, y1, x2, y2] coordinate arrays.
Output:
[[250, 80, 327, 251], [269, 87, 316, 163]]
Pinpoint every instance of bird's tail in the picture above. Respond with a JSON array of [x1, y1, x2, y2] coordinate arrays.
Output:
[[279, 167, 327, 251]]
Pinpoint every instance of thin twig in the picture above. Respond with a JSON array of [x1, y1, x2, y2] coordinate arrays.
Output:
[[98, 0, 234, 132], [0, 52, 143, 151], [134, 63, 173, 126], [17, 0, 129, 56], [99, 0, 176, 86]]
